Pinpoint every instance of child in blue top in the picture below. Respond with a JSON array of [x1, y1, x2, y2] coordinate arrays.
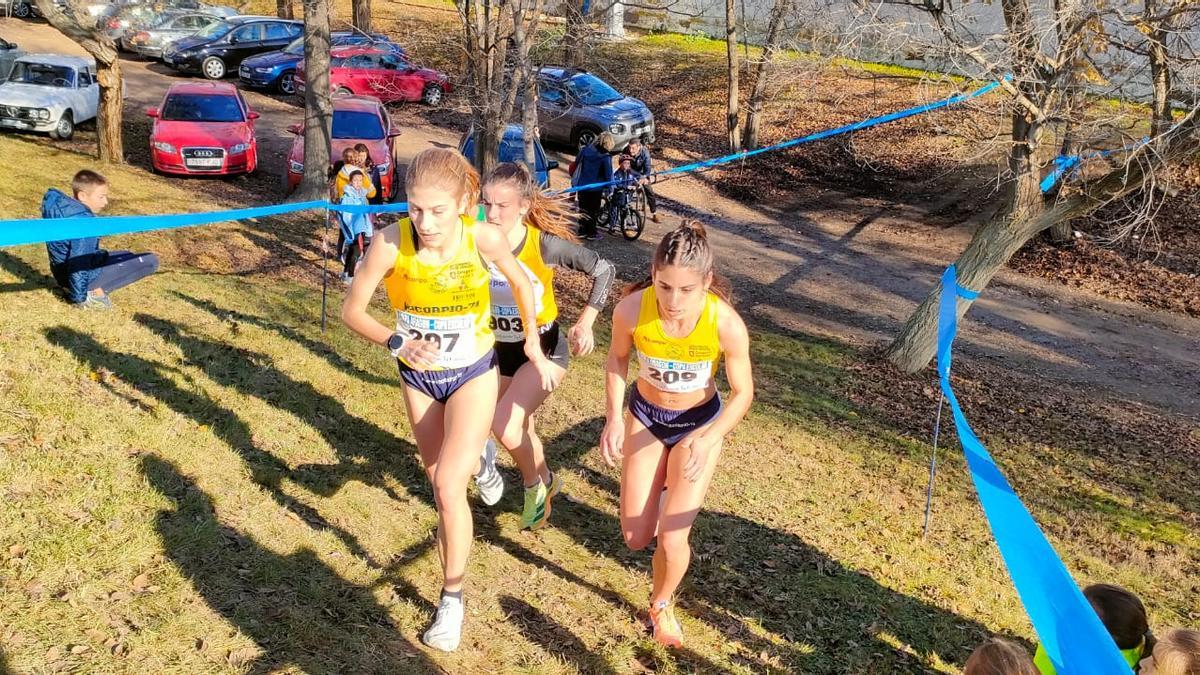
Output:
[[339, 170, 372, 282], [607, 154, 643, 227]]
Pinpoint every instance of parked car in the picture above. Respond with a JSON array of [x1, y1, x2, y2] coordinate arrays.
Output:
[[1, 0, 57, 18], [284, 95, 400, 197], [459, 124, 558, 187], [125, 11, 231, 59], [0, 54, 97, 139], [238, 30, 401, 95], [0, 37, 22, 82], [295, 45, 449, 105], [162, 16, 302, 80], [530, 66, 655, 150], [146, 81, 258, 175]]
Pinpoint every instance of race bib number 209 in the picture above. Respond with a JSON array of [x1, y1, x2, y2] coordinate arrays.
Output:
[[638, 355, 712, 393]]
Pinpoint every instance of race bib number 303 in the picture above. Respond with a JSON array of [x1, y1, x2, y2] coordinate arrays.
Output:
[[396, 312, 478, 369], [637, 354, 712, 393]]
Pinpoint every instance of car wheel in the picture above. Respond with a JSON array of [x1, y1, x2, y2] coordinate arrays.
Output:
[[50, 112, 74, 140], [276, 70, 296, 95], [13, 1, 31, 18], [421, 83, 444, 106], [201, 56, 226, 80], [573, 126, 600, 150]]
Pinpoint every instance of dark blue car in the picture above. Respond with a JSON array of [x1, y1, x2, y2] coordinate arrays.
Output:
[[238, 31, 402, 95], [459, 124, 558, 187]]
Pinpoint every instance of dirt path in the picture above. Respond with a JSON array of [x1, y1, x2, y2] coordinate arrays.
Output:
[[5, 18, 1198, 420]]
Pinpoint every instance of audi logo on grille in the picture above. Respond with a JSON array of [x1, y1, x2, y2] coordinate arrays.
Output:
[[192, 149, 218, 157]]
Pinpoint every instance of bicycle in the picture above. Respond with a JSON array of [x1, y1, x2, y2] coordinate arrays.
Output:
[[597, 183, 647, 241]]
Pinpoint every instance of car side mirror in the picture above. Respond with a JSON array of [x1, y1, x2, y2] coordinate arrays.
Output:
[[145, 106, 159, 117], [7, 43, 16, 49], [286, 122, 302, 134], [387, 128, 402, 137], [248, 111, 260, 120], [547, 160, 559, 170]]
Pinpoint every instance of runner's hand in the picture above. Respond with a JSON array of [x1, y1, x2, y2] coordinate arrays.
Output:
[[678, 432, 719, 482], [398, 338, 440, 371], [600, 418, 624, 468], [568, 321, 595, 356], [525, 342, 559, 391]]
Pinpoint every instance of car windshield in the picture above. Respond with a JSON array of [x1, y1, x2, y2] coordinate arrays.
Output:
[[499, 136, 542, 168], [194, 20, 230, 39], [162, 94, 245, 122], [332, 110, 384, 140], [9, 63, 76, 87], [283, 35, 304, 55], [565, 74, 622, 105]]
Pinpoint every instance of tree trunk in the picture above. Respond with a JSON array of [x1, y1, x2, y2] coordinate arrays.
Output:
[[605, 0, 624, 39], [296, 0, 332, 201], [512, 0, 541, 173], [94, 58, 123, 162], [564, 0, 587, 67], [352, 0, 372, 33], [724, 0, 741, 153], [1146, 0, 1173, 140], [276, 0, 293, 20], [34, 0, 124, 162], [742, 0, 790, 150], [885, 110, 1200, 373]]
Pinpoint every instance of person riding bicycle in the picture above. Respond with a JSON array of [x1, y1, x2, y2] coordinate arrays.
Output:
[[606, 154, 644, 228], [622, 135, 660, 223]]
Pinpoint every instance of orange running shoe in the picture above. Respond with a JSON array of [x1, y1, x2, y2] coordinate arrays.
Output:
[[648, 600, 683, 648]]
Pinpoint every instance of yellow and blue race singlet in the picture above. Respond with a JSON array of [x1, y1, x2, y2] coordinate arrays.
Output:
[[487, 225, 559, 343], [632, 286, 722, 393], [384, 215, 494, 370]]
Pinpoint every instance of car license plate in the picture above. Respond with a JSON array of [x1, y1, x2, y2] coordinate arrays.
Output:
[[186, 158, 223, 168], [0, 119, 31, 130]]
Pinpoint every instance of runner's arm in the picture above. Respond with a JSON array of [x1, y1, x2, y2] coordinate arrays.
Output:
[[707, 301, 754, 439], [601, 292, 638, 465], [539, 232, 616, 324], [340, 222, 400, 346]]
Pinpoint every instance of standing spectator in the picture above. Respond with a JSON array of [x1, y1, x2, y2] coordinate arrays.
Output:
[[43, 170, 159, 310], [1140, 629, 1200, 675], [338, 170, 371, 284], [354, 143, 385, 205], [572, 132, 614, 240], [623, 135, 660, 223]]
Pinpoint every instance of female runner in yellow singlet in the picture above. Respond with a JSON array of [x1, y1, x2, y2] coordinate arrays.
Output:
[[600, 221, 754, 649], [481, 162, 615, 530], [341, 148, 556, 652]]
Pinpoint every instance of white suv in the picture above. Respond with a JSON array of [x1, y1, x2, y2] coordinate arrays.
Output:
[[0, 54, 98, 140]]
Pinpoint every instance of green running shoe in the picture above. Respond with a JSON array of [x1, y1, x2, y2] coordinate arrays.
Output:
[[521, 472, 562, 530]]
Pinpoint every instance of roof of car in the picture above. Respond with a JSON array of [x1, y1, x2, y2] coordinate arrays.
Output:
[[538, 66, 587, 80], [15, 53, 95, 68], [332, 94, 384, 112], [330, 44, 396, 56], [225, 15, 299, 23], [166, 81, 239, 95]]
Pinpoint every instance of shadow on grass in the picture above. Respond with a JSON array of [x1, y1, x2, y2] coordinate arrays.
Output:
[[541, 417, 992, 672], [43, 326, 380, 565], [498, 595, 618, 674], [0, 250, 53, 294], [141, 454, 441, 675]]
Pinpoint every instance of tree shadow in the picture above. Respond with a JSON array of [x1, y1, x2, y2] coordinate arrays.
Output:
[[498, 595, 619, 674], [0, 250, 53, 294], [42, 326, 380, 565], [171, 292, 395, 386], [540, 418, 992, 672], [140, 454, 441, 674]]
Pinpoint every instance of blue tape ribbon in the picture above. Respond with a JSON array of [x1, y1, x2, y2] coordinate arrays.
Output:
[[936, 265, 1129, 675], [557, 78, 1004, 195], [1041, 136, 1151, 193]]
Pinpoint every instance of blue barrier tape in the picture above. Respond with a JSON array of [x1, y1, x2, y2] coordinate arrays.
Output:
[[1041, 136, 1151, 193], [936, 265, 1129, 675], [0, 200, 413, 248], [557, 79, 1004, 195]]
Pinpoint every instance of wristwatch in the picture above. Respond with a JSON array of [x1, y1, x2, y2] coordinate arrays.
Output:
[[386, 332, 406, 358]]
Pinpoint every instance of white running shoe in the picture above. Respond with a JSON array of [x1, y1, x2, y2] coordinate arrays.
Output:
[[422, 595, 464, 652], [475, 439, 505, 506]]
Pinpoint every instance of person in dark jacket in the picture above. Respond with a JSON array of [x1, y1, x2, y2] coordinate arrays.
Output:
[[622, 135, 660, 223], [572, 132, 615, 240], [44, 170, 159, 310]]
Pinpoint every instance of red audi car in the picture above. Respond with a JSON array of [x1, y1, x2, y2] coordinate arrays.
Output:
[[295, 45, 451, 105], [146, 81, 259, 176], [285, 95, 400, 198]]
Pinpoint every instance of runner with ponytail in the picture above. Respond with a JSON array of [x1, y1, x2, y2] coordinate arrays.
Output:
[[340, 148, 556, 652], [481, 162, 616, 530], [599, 220, 753, 648]]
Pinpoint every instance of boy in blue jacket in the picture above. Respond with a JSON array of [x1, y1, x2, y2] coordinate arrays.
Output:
[[44, 170, 159, 310]]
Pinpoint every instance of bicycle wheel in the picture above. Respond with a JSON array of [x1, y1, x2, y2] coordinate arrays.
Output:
[[621, 208, 645, 241]]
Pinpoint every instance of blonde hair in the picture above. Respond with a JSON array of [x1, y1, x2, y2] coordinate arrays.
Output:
[[405, 147, 480, 213], [623, 220, 733, 303], [598, 131, 615, 152], [483, 162, 577, 242], [964, 638, 1038, 675], [1153, 629, 1200, 675]]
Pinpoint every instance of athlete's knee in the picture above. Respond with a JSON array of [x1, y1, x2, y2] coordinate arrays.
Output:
[[623, 526, 655, 551], [657, 529, 692, 560], [432, 470, 469, 509]]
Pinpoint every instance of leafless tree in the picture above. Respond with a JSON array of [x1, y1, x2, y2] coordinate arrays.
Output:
[[352, 0, 372, 33], [34, 0, 123, 162], [295, 0, 333, 201], [725, 0, 743, 151], [277, 0, 295, 20], [743, 0, 793, 149]]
